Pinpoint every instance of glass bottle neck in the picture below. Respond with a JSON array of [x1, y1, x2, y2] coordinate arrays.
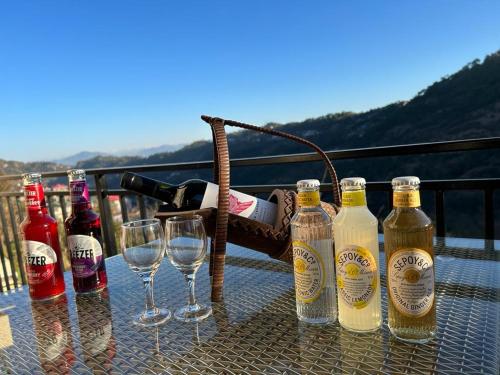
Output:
[[341, 188, 367, 208], [23, 183, 48, 215], [69, 179, 92, 211]]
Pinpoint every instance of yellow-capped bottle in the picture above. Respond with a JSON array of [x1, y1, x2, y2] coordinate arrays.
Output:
[[383, 176, 436, 343], [333, 177, 381, 332], [291, 179, 337, 324]]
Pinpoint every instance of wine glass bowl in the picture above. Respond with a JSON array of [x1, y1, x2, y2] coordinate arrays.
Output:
[[121, 219, 171, 327], [165, 215, 212, 322]]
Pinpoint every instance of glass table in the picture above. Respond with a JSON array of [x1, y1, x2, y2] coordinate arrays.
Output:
[[0, 239, 498, 374]]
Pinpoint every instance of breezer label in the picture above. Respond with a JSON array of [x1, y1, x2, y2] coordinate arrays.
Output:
[[336, 245, 377, 309], [292, 241, 325, 303], [23, 240, 58, 284], [388, 248, 434, 317], [67, 235, 103, 278]]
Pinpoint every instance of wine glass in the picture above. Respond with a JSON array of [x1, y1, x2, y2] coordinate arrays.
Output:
[[121, 219, 171, 326], [164, 215, 212, 322]]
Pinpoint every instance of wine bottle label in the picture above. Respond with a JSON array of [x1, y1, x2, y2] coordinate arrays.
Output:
[[23, 184, 46, 210], [388, 248, 434, 317], [336, 245, 377, 309], [67, 235, 103, 278], [70, 180, 90, 205], [341, 191, 367, 207], [393, 191, 421, 208], [297, 191, 320, 207], [200, 182, 277, 225], [292, 241, 326, 303], [23, 241, 58, 285]]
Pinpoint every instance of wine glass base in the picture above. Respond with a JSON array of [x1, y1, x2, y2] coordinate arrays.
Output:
[[174, 303, 212, 322], [133, 308, 171, 327]]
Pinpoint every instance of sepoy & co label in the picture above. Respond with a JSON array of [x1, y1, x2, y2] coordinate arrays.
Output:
[[336, 245, 377, 309], [388, 248, 434, 317], [23, 240, 58, 284], [67, 235, 103, 278], [292, 241, 326, 303]]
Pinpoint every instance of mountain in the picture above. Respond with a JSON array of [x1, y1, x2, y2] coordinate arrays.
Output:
[[77, 50, 500, 178], [53, 151, 108, 166], [113, 144, 186, 157], [52, 144, 186, 166]]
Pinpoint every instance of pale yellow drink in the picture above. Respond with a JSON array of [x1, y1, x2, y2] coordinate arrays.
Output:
[[333, 177, 381, 332]]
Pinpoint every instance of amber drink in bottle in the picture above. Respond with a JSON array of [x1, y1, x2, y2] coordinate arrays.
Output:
[[291, 179, 337, 324], [65, 169, 107, 293], [383, 176, 436, 343]]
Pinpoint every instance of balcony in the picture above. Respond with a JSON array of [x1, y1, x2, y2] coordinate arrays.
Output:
[[0, 137, 499, 292]]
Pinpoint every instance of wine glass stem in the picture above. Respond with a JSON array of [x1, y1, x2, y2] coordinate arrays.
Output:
[[143, 275, 156, 315], [184, 272, 197, 307]]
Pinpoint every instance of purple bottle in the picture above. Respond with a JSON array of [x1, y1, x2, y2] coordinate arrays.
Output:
[[65, 169, 108, 293]]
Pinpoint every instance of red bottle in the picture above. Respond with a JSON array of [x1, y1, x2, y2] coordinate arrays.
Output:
[[20, 173, 66, 300], [65, 169, 107, 293]]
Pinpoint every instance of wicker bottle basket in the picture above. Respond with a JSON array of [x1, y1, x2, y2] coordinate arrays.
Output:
[[156, 116, 341, 302]]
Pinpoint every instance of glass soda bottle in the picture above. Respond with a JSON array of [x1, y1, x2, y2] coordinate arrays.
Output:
[[19, 173, 66, 300], [333, 177, 381, 332], [291, 179, 337, 324], [383, 176, 436, 343], [65, 169, 108, 293]]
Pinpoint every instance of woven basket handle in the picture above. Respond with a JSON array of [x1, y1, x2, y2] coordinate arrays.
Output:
[[201, 115, 341, 302], [202, 115, 341, 204]]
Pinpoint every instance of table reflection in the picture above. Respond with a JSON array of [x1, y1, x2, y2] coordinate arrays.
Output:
[[385, 336, 437, 373], [31, 296, 75, 374], [75, 289, 116, 373], [338, 327, 385, 374]]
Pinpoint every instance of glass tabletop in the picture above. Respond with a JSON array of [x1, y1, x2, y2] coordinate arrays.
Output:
[[0, 239, 498, 374]]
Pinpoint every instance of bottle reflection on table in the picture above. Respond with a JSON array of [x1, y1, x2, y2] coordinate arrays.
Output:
[[75, 289, 116, 373], [30, 295, 75, 374]]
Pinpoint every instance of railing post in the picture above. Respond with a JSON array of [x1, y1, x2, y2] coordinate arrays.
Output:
[[7, 197, 26, 285], [94, 174, 117, 257], [484, 188, 494, 240], [119, 195, 129, 223], [0, 198, 19, 288], [435, 190, 445, 237], [138, 195, 147, 219]]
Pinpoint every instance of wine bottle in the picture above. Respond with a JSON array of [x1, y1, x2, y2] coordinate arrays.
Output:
[[120, 172, 277, 225]]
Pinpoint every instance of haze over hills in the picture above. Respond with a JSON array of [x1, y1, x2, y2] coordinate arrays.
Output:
[[51, 144, 186, 166], [0, 51, 499, 237]]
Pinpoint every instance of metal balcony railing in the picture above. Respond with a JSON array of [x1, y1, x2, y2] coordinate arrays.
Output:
[[0, 137, 499, 292]]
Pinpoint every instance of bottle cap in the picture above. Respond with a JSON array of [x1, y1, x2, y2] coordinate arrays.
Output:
[[296, 179, 320, 190], [340, 177, 366, 188], [22, 172, 42, 186], [392, 176, 420, 187], [67, 169, 86, 181]]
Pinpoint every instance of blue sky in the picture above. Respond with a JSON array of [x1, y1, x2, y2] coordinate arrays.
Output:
[[0, 1, 499, 162]]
